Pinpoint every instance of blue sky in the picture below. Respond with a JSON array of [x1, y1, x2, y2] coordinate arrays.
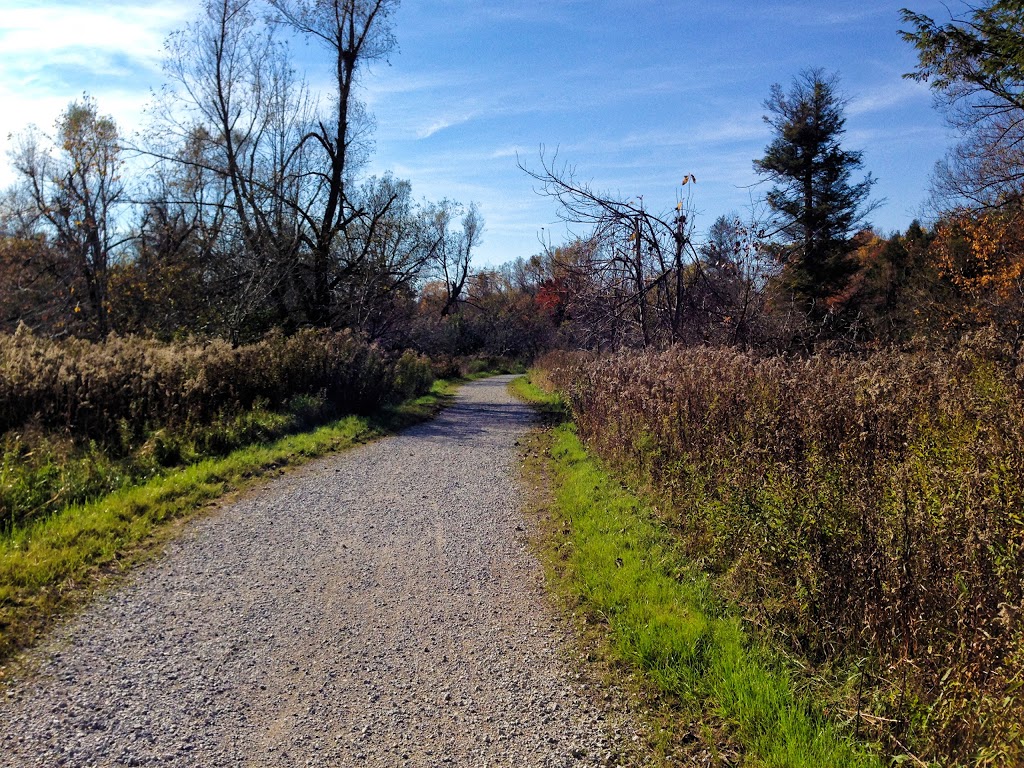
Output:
[[1, 0, 957, 267]]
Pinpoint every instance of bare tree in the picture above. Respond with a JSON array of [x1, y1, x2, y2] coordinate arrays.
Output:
[[9, 98, 129, 337], [521, 151, 702, 348], [154, 0, 315, 335], [424, 200, 482, 316], [699, 213, 777, 346], [333, 174, 437, 339], [154, 0, 406, 330], [268, 0, 399, 326]]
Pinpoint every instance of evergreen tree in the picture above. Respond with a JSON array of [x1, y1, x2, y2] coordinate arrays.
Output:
[[755, 69, 876, 310]]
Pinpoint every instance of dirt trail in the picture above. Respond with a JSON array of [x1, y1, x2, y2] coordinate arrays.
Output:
[[0, 376, 634, 767]]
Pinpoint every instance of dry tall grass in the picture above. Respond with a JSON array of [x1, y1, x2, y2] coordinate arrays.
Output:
[[539, 339, 1024, 765], [0, 328, 432, 530], [0, 327, 431, 443]]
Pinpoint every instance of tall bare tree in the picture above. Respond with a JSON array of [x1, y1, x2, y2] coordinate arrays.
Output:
[[154, 0, 405, 330], [333, 174, 439, 340], [268, 0, 399, 326], [424, 200, 482, 317], [155, 0, 315, 335]]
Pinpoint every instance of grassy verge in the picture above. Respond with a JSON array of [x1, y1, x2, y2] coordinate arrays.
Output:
[[511, 375, 881, 768], [0, 379, 459, 673]]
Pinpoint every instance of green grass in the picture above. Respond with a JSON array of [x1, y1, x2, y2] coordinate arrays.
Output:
[[508, 374, 566, 421], [0, 380, 458, 670], [511, 374, 881, 768]]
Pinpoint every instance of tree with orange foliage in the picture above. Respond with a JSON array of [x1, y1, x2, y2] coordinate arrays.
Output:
[[929, 207, 1024, 342]]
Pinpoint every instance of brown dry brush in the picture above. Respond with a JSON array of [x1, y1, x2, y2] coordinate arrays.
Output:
[[0, 327, 432, 441], [539, 341, 1024, 765], [0, 328, 432, 530]]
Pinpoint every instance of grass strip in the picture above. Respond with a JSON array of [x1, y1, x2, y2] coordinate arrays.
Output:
[[0, 380, 458, 669], [511, 375, 881, 768]]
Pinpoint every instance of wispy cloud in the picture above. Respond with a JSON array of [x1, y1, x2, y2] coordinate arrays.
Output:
[[847, 79, 930, 116], [736, 1, 891, 28], [0, 1, 195, 183], [360, 69, 481, 99], [489, 145, 527, 160], [416, 114, 480, 139], [1, 2, 192, 69], [542, 115, 766, 162], [397, 0, 600, 31]]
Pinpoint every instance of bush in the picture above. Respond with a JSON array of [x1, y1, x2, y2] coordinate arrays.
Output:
[[0, 329, 434, 445], [426, 354, 526, 380], [391, 351, 434, 402]]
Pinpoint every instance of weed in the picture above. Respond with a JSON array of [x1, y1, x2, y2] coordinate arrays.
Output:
[[537, 345, 1024, 765], [516, 370, 879, 767]]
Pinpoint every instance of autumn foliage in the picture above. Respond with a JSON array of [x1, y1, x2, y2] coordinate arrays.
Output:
[[930, 206, 1024, 336]]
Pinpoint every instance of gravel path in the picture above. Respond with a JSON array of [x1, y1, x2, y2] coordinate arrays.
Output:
[[0, 376, 635, 767]]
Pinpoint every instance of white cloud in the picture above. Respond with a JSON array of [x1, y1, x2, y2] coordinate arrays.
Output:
[[416, 114, 478, 139], [1, 2, 193, 67], [0, 1, 197, 185], [847, 80, 930, 117], [489, 145, 526, 160], [360, 68, 483, 101]]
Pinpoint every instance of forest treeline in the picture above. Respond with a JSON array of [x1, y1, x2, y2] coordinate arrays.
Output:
[[0, 0, 549, 362], [1, 1, 1022, 359]]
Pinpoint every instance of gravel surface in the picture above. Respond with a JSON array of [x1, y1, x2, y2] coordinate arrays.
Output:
[[0, 376, 637, 767]]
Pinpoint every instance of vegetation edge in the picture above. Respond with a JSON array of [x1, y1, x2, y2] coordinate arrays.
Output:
[[509, 374, 882, 768], [0, 378, 464, 676]]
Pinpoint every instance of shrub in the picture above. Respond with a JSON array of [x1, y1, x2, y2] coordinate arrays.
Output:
[[391, 351, 434, 402], [0, 329, 434, 444]]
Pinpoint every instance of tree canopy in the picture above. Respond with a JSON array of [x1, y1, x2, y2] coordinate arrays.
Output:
[[901, 1, 1024, 207]]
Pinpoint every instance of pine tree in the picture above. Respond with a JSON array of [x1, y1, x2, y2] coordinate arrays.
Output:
[[755, 69, 876, 309]]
